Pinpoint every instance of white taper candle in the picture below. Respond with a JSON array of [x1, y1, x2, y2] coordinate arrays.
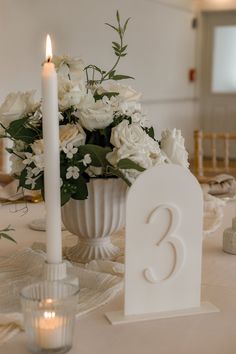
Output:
[[42, 34, 62, 264]]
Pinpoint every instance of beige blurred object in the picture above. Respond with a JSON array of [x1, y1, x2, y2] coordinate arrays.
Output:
[[0, 180, 42, 203], [202, 185, 225, 237], [194, 130, 236, 181], [0, 139, 13, 184], [202, 174, 236, 198]]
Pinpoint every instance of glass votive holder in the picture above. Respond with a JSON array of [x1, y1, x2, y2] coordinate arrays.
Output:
[[20, 281, 79, 354]]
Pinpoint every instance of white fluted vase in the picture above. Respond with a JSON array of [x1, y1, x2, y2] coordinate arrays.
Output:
[[61, 178, 127, 263]]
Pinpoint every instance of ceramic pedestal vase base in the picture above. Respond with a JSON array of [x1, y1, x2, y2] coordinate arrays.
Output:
[[61, 178, 127, 263]]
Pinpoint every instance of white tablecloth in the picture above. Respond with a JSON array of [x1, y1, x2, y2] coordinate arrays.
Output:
[[0, 201, 236, 354]]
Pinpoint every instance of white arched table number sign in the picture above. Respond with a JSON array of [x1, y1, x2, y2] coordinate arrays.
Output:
[[105, 164, 219, 325]]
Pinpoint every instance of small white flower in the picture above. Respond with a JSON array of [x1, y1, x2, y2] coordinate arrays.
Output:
[[32, 167, 41, 176], [26, 167, 33, 178], [82, 154, 92, 166], [62, 143, 78, 159], [33, 154, 44, 169], [66, 166, 80, 179], [25, 177, 36, 189], [23, 152, 34, 165]]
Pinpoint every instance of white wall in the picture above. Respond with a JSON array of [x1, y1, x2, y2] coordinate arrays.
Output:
[[0, 0, 198, 155]]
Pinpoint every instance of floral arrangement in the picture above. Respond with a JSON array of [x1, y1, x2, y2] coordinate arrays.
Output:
[[0, 12, 189, 205]]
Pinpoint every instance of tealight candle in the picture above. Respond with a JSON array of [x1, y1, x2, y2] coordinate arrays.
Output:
[[21, 281, 79, 354], [35, 310, 64, 349]]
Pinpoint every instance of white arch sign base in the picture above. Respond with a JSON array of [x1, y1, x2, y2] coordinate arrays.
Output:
[[105, 164, 219, 325], [105, 301, 219, 325]]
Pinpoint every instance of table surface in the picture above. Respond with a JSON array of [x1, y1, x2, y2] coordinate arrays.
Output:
[[0, 200, 236, 354]]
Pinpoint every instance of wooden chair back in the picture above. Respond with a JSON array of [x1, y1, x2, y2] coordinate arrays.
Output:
[[0, 140, 4, 172], [194, 130, 236, 180]]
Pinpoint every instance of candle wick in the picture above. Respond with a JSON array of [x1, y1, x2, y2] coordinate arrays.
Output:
[[47, 57, 51, 63]]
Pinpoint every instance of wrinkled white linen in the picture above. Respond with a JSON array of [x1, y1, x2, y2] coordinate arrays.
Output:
[[0, 248, 122, 345]]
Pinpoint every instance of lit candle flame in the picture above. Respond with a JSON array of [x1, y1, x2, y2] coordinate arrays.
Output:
[[44, 311, 56, 319], [46, 34, 52, 62]]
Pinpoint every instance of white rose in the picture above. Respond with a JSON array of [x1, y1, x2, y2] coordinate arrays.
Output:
[[52, 56, 85, 81], [107, 120, 164, 170], [30, 124, 85, 161], [59, 123, 86, 147], [160, 129, 189, 168], [0, 91, 37, 131], [97, 82, 141, 102], [75, 91, 114, 131], [58, 78, 86, 110]]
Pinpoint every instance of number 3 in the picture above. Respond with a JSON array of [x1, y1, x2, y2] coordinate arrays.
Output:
[[143, 204, 185, 284]]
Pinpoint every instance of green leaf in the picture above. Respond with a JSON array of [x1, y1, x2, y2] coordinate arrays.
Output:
[[71, 178, 88, 200], [94, 91, 119, 101], [120, 45, 128, 53], [7, 117, 39, 144], [61, 190, 71, 206], [112, 74, 134, 80], [0, 232, 17, 243], [0, 225, 16, 244], [79, 144, 112, 168], [117, 158, 145, 172], [85, 64, 104, 74], [106, 165, 131, 186], [105, 23, 119, 33], [123, 17, 131, 33], [144, 126, 155, 139], [112, 41, 120, 49], [108, 70, 116, 78], [116, 10, 120, 24]]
